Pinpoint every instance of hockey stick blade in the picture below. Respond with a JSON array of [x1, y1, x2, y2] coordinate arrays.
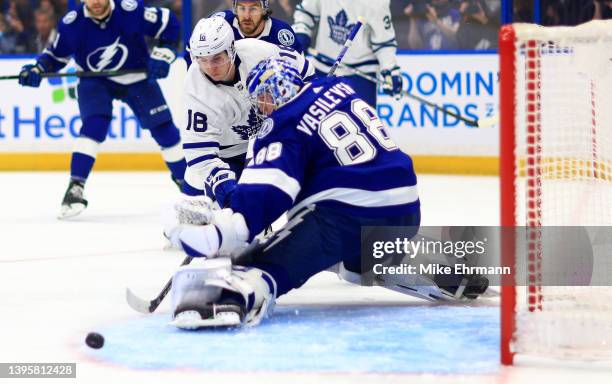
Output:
[[126, 287, 158, 314], [476, 115, 499, 128], [125, 255, 194, 314]]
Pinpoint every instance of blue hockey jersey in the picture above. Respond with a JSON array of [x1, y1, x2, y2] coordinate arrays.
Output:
[[37, 0, 179, 84], [184, 10, 302, 67], [231, 77, 419, 240]]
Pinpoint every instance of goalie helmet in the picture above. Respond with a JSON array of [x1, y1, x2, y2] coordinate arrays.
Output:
[[246, 57, 304, 116], [233, 0, 270, 17], [189, 16, 236, 63]]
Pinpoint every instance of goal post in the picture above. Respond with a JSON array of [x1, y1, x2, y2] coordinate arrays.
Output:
[[499, 21, 612, 365]]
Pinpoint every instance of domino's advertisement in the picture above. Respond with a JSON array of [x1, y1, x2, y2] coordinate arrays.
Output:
[[378, 53, 498, 157], [0, 53, 498, 166]]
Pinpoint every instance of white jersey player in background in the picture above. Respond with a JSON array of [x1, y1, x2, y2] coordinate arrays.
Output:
[[180, 16, 314, 208], [292, 0, 404, 107]]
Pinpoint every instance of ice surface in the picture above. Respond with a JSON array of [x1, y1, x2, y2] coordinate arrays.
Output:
[[1, 172, 610, 383]]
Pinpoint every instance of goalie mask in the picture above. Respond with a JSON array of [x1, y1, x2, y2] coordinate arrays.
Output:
[[246, 57, 304, 117]]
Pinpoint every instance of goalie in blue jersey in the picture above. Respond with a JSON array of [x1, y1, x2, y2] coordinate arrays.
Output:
[[166, 57, 488, 329], [17, 0, 186, 218]]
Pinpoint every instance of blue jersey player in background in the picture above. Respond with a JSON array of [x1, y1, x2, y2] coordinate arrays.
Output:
[[184, 0, 302, 68], [168, 57, 422, 328], [18, 0, 187, 219]]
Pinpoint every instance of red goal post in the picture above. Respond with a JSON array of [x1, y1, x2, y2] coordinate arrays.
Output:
[[499, 21, 612, 365]]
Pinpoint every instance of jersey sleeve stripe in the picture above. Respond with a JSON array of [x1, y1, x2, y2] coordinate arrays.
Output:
[[187, 154, 217, 167], [239, 168, 301, 201], [42, 49, 71, 63], [293, 21, 315, 30], [183, 142, 220, 149], [154, 8, 170, 39], [295, 6, 319, 23], [372, 43, 398, 53], [371, 37, 397, 46], [299, 58, 311, 79], [287, 186, 419, 220]]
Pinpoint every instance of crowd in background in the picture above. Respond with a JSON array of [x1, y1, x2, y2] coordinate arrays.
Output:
[[0, 0, 67, 54], [2, 0, 612, 54]]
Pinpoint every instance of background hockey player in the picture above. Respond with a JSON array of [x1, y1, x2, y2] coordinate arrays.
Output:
[[184, 0, 303, 68], [292, 0, 403, 106], [17, 0, 186, 218], [181, 16, 313, 208], [168, 58, 425, 329]]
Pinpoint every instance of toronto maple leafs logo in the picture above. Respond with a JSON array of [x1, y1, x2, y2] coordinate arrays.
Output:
[[231, 107, 264, 140], [86, 37, 129, 72], [327, 10, 356, 45]]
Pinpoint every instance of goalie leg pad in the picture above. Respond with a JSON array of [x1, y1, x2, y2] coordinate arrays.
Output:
[[170, 259, 277, 329]]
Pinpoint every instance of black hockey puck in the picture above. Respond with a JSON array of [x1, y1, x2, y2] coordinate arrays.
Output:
[[85, 332, 104, 349]]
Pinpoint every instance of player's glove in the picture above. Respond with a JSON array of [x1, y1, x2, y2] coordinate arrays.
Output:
[[380, 66, 403, 99], [179, 209, 249, 258], [148, 46, 176, 81], [207, 168, 237, 208], [18, 63, 45, 87]]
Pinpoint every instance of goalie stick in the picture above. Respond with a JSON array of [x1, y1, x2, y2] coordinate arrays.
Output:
[[125, 19, 367, 315], [308, 48, 499, 128], [126, 254, 194, 314]]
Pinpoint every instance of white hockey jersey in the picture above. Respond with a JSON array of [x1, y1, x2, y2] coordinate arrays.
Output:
[[293, 0, 398, 76], [182, 38, 314, 193]]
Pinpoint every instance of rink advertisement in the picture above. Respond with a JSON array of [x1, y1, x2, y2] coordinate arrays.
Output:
[[0, 54, 497, 172], [377, 52, 499, 174], [0, 58, 185, 170]]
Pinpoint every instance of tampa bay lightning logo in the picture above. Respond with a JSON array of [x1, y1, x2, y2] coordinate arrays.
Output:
[[232, 107, 264, 140], [277, 29, 295, 46], [86, 37, 129, 72], [327, 10, 356, 45], [257, 118, 274, 139]]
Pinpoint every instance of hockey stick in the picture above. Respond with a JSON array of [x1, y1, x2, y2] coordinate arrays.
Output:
[[0, 68, 146, 81], [327, 16, 365, 77], [309, 48, 498, 128], [126, 254, 193, 314]]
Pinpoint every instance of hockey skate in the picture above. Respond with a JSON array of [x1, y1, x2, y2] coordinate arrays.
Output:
[[58, 179, 88, 219], [172, 295, 246, 329]]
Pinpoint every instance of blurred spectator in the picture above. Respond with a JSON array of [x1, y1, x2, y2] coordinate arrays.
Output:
[[456, 0, 499, 49], [269, 0, 299, 23], [580, 0, 612, 22], [195, 0, 232, 20], [404, 0, 461, 50], [512, 0, 532, 22], [31, 7, 57, 53], [0, 13, 18, 53], [5, 0, 33, 53]]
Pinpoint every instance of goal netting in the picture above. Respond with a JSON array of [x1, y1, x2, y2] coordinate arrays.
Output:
[[499, 21, 612, 365]]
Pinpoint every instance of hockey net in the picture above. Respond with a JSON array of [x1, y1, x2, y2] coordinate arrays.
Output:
[[499, 21, 612, 365]]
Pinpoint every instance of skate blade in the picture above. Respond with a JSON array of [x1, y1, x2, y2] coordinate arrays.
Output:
[[58, 203, 86, 220], [170, 310, 241, 330]]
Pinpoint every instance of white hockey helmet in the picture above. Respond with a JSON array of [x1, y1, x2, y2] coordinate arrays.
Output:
[[189, 16, 236, 63]]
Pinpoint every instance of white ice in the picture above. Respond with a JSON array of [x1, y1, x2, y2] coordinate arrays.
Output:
[[0, 172, 610, 383]]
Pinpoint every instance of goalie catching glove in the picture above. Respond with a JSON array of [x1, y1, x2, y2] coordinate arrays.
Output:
[[179, 208, 250, 259]]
